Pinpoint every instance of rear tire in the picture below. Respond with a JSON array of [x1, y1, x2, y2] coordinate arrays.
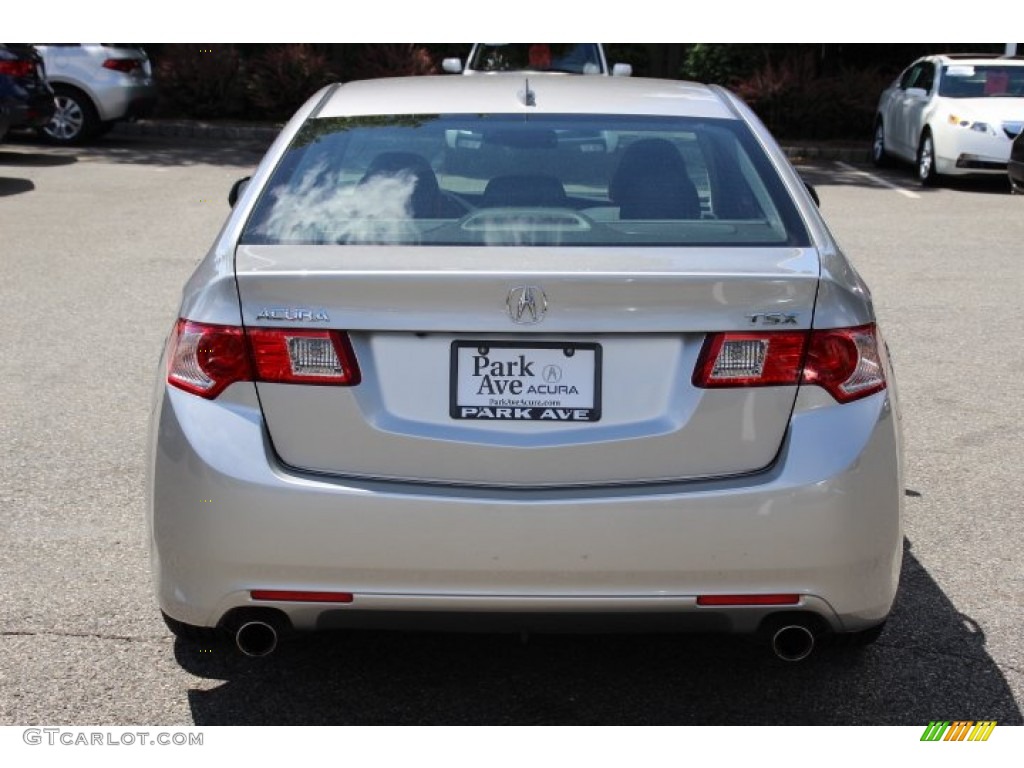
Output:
[[40, 85, 99, 145], [871, 120, 890, 167]]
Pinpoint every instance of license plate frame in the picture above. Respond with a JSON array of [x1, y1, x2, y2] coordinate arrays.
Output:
[[450, 341, 602, 422]]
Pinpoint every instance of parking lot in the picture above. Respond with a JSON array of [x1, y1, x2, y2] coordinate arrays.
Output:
[[0, 133, 1021, 725]]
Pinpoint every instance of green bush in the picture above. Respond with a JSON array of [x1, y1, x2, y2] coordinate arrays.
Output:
[[247, 44, 337, 121], [345, 44, 438, 81], [733, 53, 890, 141], [153, 44, 246, 120], [681, 44, 765, 84]]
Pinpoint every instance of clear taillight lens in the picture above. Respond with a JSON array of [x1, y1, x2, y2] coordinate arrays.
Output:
[[247, 328, 360, 386], [166, 321, 361, 399], [694, 324, 886, 403], [693, 332, 807, 388]]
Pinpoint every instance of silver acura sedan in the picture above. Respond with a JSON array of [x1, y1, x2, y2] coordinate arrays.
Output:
[[148, 74, 903, 661]]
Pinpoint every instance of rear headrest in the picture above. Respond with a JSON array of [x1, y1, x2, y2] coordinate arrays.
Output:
[[609, 138, 701, 220], [360, 151, 440, 217], [483, 175, 567, 207]]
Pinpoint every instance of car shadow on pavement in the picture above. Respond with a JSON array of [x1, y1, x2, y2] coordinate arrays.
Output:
[[799, 162, 1014, 196], [175, 538, 1022, 725], [0, 149, 77, 168], [0, 176, 35, 197], [5, 133, 268, 169]]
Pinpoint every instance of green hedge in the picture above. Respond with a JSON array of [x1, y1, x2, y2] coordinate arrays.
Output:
[[146, 43, 1009, 140]]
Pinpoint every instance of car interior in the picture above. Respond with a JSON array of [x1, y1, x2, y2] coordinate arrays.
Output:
[[242, 114, 803, 247]]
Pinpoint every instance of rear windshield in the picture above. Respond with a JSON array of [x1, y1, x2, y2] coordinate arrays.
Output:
[[939, 64, 1024, 97], [241, 114, 810, 247]]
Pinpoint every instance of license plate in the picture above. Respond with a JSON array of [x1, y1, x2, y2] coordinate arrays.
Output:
[[450, 341, 601, 421]]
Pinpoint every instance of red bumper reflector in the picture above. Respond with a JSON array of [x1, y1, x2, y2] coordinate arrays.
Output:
[[250, 590, 354, 603], [697, 594, 800, 606]]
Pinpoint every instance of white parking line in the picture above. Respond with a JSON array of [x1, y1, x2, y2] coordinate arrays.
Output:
[[835, 161, 921, 199]]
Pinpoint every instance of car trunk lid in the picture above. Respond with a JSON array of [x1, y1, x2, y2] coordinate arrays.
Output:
[[235, 244, 819, 486]]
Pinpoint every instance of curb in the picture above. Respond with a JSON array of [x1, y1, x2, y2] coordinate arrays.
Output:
[[111, 119, 871, 164], [112, 119, 282, 143], [782, 145, 871, 164]]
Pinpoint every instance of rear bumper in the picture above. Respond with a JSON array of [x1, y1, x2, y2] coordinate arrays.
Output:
[[94, 82, 157, 122], [1009, 159, 1024, 190], [148, 384, 903, 635], [5, 93, 56, 129]]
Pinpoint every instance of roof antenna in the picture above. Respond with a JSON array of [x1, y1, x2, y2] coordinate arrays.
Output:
[[518, 77, 536, 107]]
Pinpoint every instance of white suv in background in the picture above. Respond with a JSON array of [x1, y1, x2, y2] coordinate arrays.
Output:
[[34, 44, 157, 144], [872, 53, 1024, 185]]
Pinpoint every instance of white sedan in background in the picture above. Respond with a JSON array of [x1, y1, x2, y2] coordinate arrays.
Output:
[[873, 53, 1024, 185]]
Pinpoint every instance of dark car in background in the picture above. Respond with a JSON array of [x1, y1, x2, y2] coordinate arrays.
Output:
[[0, 102, 10, 143], [0, 44, 54, 139], [1009, 130, 1024, 193]]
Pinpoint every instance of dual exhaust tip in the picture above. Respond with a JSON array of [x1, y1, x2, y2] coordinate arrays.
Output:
[[230, 615, 817, 661]]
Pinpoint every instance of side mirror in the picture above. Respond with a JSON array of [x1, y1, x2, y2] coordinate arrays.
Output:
[[803, 180, 820, 208], [442, 58, 463, 74], [905, 86, 928, 99], [228, 176, 251, 208], [611, 62, 632, 77]]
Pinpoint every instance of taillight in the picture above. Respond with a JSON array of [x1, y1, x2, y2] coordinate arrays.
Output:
[[167, 320, 252, 399], [166, 320, 361, 399], [248, 328, 360, 386], [0, 60, 35, 77], [802, 325, 886, 403], [694, 324, 886, 403], [693, 332, 807, 388], [102, 58, 141, 73]]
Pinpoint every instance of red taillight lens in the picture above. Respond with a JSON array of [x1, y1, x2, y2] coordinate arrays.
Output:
[[693, 324, 886, 403], [0, 60, 35, 77], [167, 320, 252, 399], [102, 58, 141, 73], [693, 332, 807, 388], [802, 324, 886, 403], [247, 328, 360, 386], [166, 320, 361, 399]]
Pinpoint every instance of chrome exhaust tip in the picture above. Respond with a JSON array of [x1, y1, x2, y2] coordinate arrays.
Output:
[[235, 620, 279, 657], [771, 624, 816, 662]]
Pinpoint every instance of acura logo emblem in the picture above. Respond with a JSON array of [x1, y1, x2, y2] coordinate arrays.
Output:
[[506, 286, 547, 325]]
